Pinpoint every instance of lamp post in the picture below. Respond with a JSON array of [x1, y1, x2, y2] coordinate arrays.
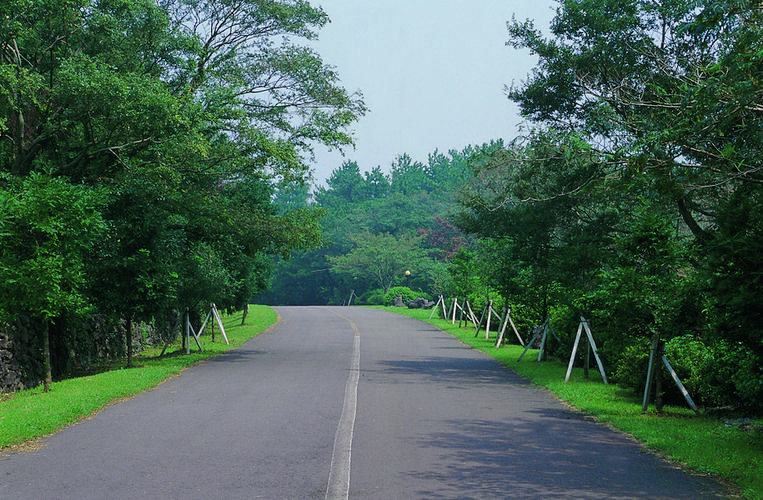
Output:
[[405, 269, 411, 288]]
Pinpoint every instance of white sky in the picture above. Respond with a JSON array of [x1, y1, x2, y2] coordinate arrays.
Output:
[[309, 1, 557, 185]]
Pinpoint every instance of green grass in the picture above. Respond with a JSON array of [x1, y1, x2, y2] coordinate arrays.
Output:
[[0, 305, 277, 450], [376, 305, 763, 500]]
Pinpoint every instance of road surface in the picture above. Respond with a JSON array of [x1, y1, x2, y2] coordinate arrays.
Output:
[[0, 306, 729, 499]]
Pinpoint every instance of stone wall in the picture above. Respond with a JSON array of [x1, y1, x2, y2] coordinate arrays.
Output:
[[0, 329, 25, 392], [0, 317, 44, 392], [0, 313, 170, 394]]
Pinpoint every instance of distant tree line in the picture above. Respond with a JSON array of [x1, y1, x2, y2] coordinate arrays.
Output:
[[259, 146, 495, 306]]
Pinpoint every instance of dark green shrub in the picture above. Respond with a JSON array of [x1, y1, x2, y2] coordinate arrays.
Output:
[[358, 289, 385, 305], [612, 337, 651, 392]]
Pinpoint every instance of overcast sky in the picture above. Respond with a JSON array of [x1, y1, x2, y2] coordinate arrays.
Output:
[[308, 1, 557, 185]]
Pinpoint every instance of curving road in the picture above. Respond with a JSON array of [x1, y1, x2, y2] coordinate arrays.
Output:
[[0, 306, 729, 499]]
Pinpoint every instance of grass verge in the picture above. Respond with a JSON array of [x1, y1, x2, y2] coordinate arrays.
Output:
[[375, 305, 763, 500], [0, 305, 277, 451]]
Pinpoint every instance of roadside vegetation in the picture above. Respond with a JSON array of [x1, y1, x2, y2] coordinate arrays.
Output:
[[0, 306, 276, 451], [378, 305, 763, 500], [2, 4, 761, 493]]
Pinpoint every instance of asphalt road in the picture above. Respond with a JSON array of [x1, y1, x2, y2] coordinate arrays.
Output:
[[0, 306, 729, 499]]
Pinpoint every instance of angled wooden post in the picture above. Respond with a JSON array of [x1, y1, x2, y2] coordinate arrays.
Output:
[[484, 300, 494, 340], [458, 298, 465, 327], [662, 355, 700, 414], [564, 321, 584, 382], [211, 303, 229, 345], [429, 295, 444, 319], [537, 317, 550, 362], [518, 326, 543, 362], [580, 317, 607, 384], [188, 318, 203, 352], [494, 306, 510, 347], [185, 308, 190, 355], [508, 311, 524, 346], [465, 301, 478, 328], [474, 303, 488, 337], [642, 335, 660, 411]]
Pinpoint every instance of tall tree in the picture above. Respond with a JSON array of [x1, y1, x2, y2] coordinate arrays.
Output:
[[1, 0, 364, 374], [330, 231, 431, 294], [0, 174, 105, 390], [506, 0, 763, 359]]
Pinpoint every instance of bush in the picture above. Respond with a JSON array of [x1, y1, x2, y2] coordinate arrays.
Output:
[[358, 289, 385, 305], [611, 335, 763, 411], [612, 338, 652, 392]]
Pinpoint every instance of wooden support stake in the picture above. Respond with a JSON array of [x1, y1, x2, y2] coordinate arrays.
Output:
[[580, 317, 607, 384], [474, 303, 488, 337], [184, 309, 190, 354], [458, 298, 465, 328], [465, 301, 478, 328], [211, 303, 229, 345], [429, 295, 444, 319], [662, 356, 700, 414], [564, 322, 584, 382], [642, 335, 660, 412], [198, 309, 213, 337], [484, 300, 494, 340], [494, 307, 509, 347], [537, 317, 550, 362], [508, 312, 524, 346], [518, 327, 542, 362], [188, 320, 203, 352]]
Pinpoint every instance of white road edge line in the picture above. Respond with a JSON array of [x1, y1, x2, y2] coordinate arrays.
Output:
[[325, 332, 360, 500]]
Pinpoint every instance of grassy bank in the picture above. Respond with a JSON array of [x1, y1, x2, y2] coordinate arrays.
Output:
[[0, 305, 277, 450], [377, 305, 763, 500]]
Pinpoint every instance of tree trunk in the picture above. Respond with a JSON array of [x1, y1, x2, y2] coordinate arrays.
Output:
[[677, 197, 710, 242], [126, 317, 133, 368], [655, 341, 665, 412], [241, 304, 248, 326], [42, 319, 52, 392]]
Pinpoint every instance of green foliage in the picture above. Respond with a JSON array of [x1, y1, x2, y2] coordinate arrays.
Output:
[[330, 231, 430, 294], [469, 0, 763, 411], [0, 0, 364, 383], [358, 289, 385, 306], [0, 174, 106, 321]]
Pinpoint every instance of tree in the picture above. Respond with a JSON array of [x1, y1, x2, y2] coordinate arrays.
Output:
[[390, 154, 428, 195], [457, 130, 617, 320], [503, 0, 763, 402], [330, 231, 430, 294], [0, 174, 105, 390], [507, 0, 763, 239], [314, 161, 367, 207], [1, 0, 364, 374]]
